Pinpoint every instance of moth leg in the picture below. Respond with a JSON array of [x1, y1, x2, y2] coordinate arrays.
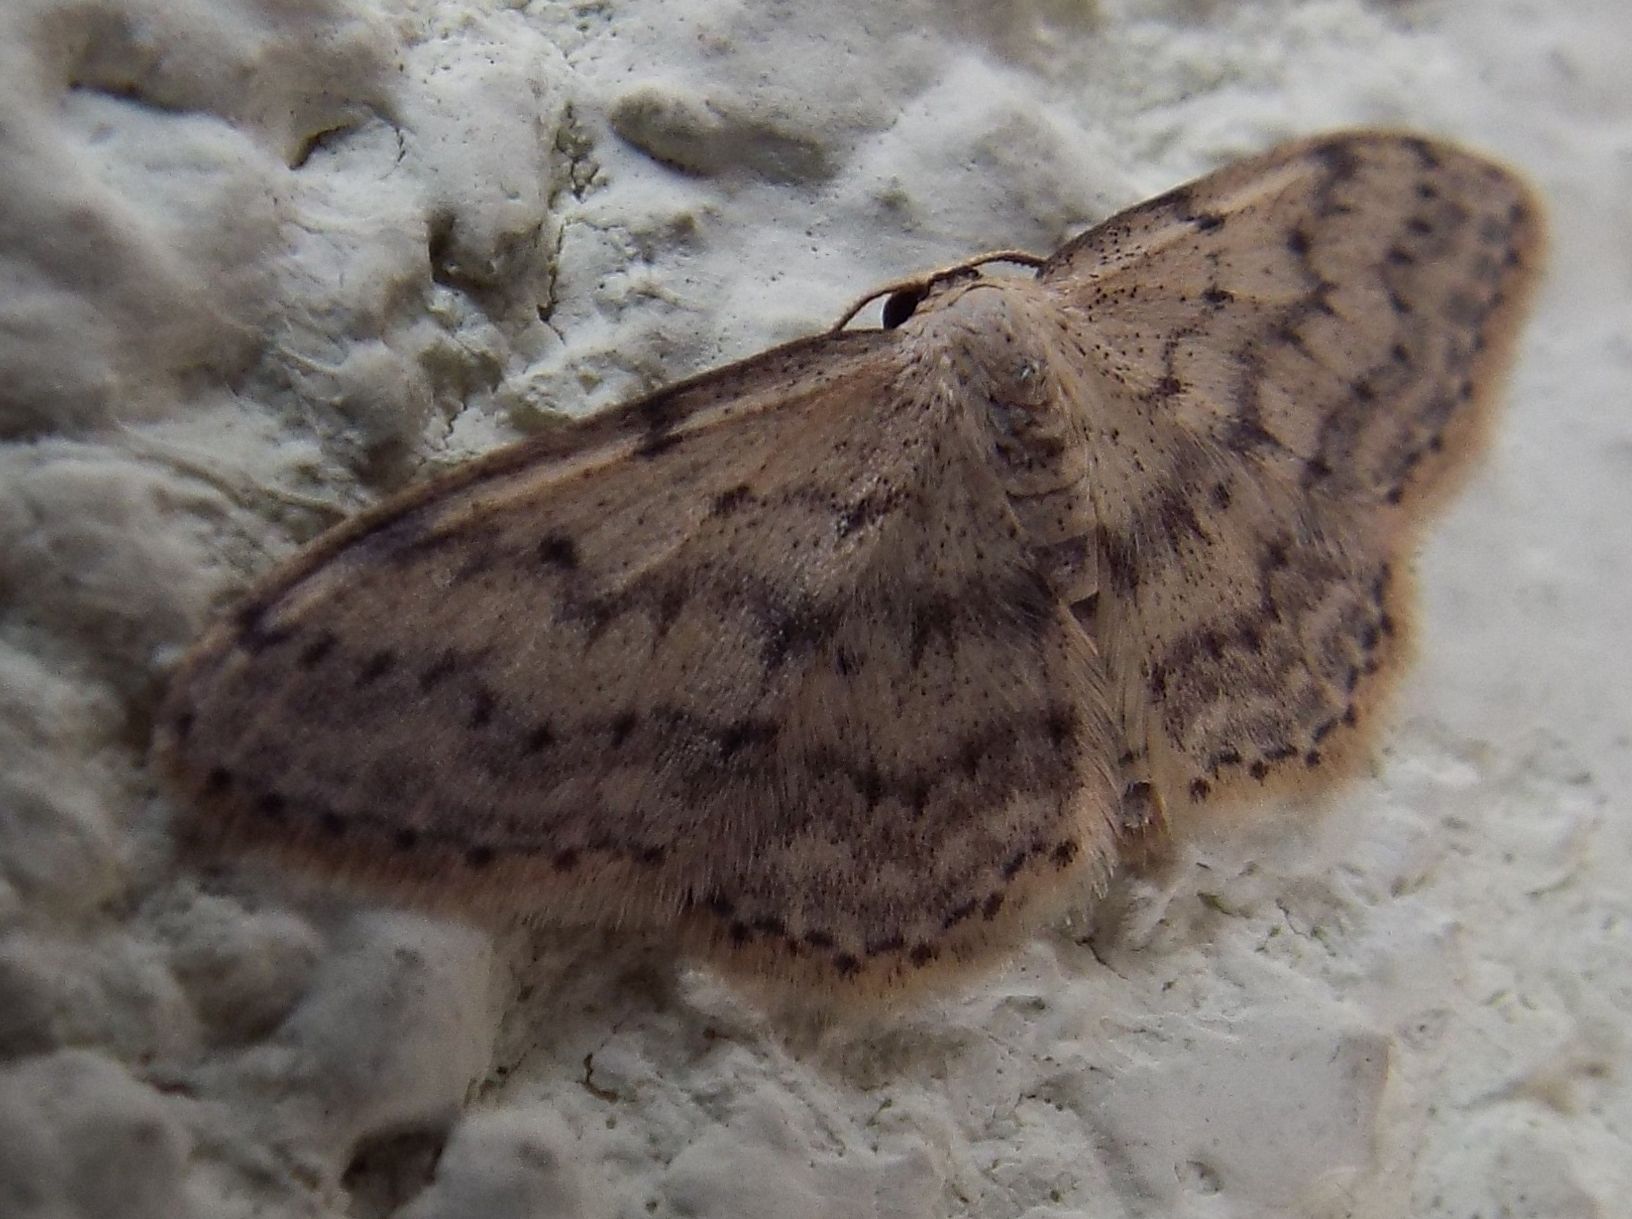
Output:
[[1112, 752, 1169, 867]]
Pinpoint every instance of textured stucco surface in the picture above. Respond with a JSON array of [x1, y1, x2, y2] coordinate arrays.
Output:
[[0, 2, 1627, 1217]]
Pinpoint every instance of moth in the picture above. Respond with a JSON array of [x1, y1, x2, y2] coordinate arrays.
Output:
[[157, 131, 1542, 1002]]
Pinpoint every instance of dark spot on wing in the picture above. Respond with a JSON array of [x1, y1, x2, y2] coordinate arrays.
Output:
[[609, 711, 638, 748], [1152, 374, 1183, 399], [711, 484, 752, 516], [865, 933, 905, 957], [537, 534, 579, 569], [718, 717, 779, 760], [1044, 705, 1078, 746], [418, 649, 461, 691], [297, 632, 337, 669], [357, 649, 395, 687]]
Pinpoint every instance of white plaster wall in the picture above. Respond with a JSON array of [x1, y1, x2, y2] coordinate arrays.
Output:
[[0, 2, 1626, 1216]]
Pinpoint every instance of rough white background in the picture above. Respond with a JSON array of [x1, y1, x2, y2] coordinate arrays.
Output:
[[0, 1, 1627, 1217]]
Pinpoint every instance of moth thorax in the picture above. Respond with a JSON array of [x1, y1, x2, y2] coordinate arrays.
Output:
[[932, 283, 1099, 600], [965, 337, 1090, 502], [926, 283, 1084, 486]]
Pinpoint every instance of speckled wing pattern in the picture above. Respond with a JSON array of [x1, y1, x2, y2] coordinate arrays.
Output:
[[157, 131, 1540, 1002], [1038, 132, 1540, 814], [158, 325, 1122, 999]]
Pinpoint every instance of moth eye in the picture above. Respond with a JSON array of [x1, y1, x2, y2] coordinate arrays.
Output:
[[881, 288, 925, 329]]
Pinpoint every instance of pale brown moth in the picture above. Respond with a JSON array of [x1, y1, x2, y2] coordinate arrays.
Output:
[[156, 131, 1542, 1003]]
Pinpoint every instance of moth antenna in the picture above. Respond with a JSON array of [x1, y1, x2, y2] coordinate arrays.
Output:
[[828, 249, 1046, 332]]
